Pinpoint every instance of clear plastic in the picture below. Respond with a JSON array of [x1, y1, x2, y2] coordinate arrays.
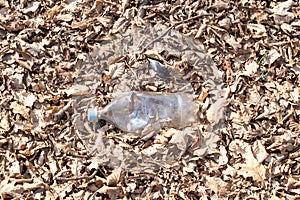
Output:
[[88, 91, 198, 140], [72, 24, 225, 172]]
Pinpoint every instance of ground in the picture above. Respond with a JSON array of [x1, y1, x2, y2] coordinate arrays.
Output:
[[0, 0, 300, 199]]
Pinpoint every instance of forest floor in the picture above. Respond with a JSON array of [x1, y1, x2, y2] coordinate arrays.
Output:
[[0, 0, 300, 199]]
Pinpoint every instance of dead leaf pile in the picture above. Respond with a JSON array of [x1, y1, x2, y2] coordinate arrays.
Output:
[[0, 0, 299, 199]]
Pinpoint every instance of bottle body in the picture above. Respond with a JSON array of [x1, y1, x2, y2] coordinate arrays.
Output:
[[88, 91, 198, 135]]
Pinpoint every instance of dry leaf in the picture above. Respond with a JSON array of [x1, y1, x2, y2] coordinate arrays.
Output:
[[23, 2, 41, 14], [193, 132, 219, 156], [252, 140, 268, 163], [122, 0, 130, 12], [223, 33, 241, 50], [14, 92, 37, 108], [291, 20, 300, 27], [48, 157, 59, 175], [230, 140, 267, 186], [280, 23, 296, 34], [211, 0, 231, 11], [242, 61, 259, 76], [56, 14, 73, 22], [248, 86, 261, 104], [169, 129, 189, 151], [204, 176, 229, 197], [218, 145, 228, 165], [262, 49, 281, 65], [64, 85, 91, 96], [111, 17, 128, 34], [286, 176, 300, 194], [10, 101, 30, 120], [269, 0, 294, 16], [14, 58, 32, 71], [247, 24, 267, 38], [0, 110, 10, 132], [106, 63, 125, 79], [9, 160, 21, 175], [96, 185, 123, 198], [71, 20, 89, 29], [107, 168, 121, 186], [206, 98, 226, 124]]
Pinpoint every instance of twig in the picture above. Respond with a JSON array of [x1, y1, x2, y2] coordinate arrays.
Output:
[[54, 100, 73, 121], [142, 12, 212, 50], [54, 170, 97, 182]]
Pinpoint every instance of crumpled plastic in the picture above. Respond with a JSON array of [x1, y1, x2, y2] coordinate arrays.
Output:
[[72, 24, 225, 172]]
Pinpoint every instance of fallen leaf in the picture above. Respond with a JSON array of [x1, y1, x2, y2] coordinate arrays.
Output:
[[286, 176, 300, 194], [262, 49, 282, 65], [280, 23, 296, 34], [218, 145, 228, 165], [247, 24, 267, 38], [291, 20, 300, 27], [206, 97, 227, 124], [9, 161, 21, 175], [106, 63, 125, 79], [269, 0, 294, 16], [0, 110, 10, 132], [23, 2, 41, 14], [107, 168, 122, 186], [252, 140, 268, 163], [10, 101, 30, 120], [64, 85, 91, 96], [230, 140, 267, 186], [223, 33, 241, 50], [242, 61, 259, 76], [193, 132, 219, 156], [56, 14, 73, 22], [205, 176, 229, 197]]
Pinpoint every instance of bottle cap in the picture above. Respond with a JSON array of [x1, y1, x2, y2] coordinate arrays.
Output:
[[88, 108, 98, 121]]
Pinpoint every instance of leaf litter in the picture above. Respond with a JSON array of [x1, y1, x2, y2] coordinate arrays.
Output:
[[0, 0, 299, 199]]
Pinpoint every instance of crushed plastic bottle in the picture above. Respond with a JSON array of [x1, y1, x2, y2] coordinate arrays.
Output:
[[87, 91, 198, 139], [72, 23, 225, 172]]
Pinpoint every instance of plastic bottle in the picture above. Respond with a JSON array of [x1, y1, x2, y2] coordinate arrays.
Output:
[[88, 91, 198, 139]]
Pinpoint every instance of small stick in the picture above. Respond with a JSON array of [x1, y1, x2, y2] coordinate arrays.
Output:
[[142, 13, 212, 50], [54, 170, 97, 182]]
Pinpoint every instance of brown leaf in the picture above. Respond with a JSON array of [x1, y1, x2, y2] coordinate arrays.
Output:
[[287, 176, 300, 194], [230, 140, 267, 186], [106, 63, 125, 79], [14, 58, 32, 71], [23, 2, 40, 14], [106, 168, 122, 187], [262, 49, 282, 65], [242, 60, 259, 76], [223, 33, 241, 50], [64, 85, 91, 96], [56, 14, 73, 22], [280, 23, 296, 34], [269, 0, 294, 16], [247, 24, 267, 38], [205, 176, 229, 197], [10, 101, 30, 120], [193, 132, 219, 156], [71, 20, 89, 30], [111, 17, 129, 34], [0, 110, 10, 132], [96, 185, 123, 198], [206, 97, 227, 124], [252, 140, 268, 163], [122, 0, 130, 12]]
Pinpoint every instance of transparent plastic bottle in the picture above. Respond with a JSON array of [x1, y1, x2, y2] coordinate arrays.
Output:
[[88, 91, 198, 139], [72, 23, 224, 172]]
